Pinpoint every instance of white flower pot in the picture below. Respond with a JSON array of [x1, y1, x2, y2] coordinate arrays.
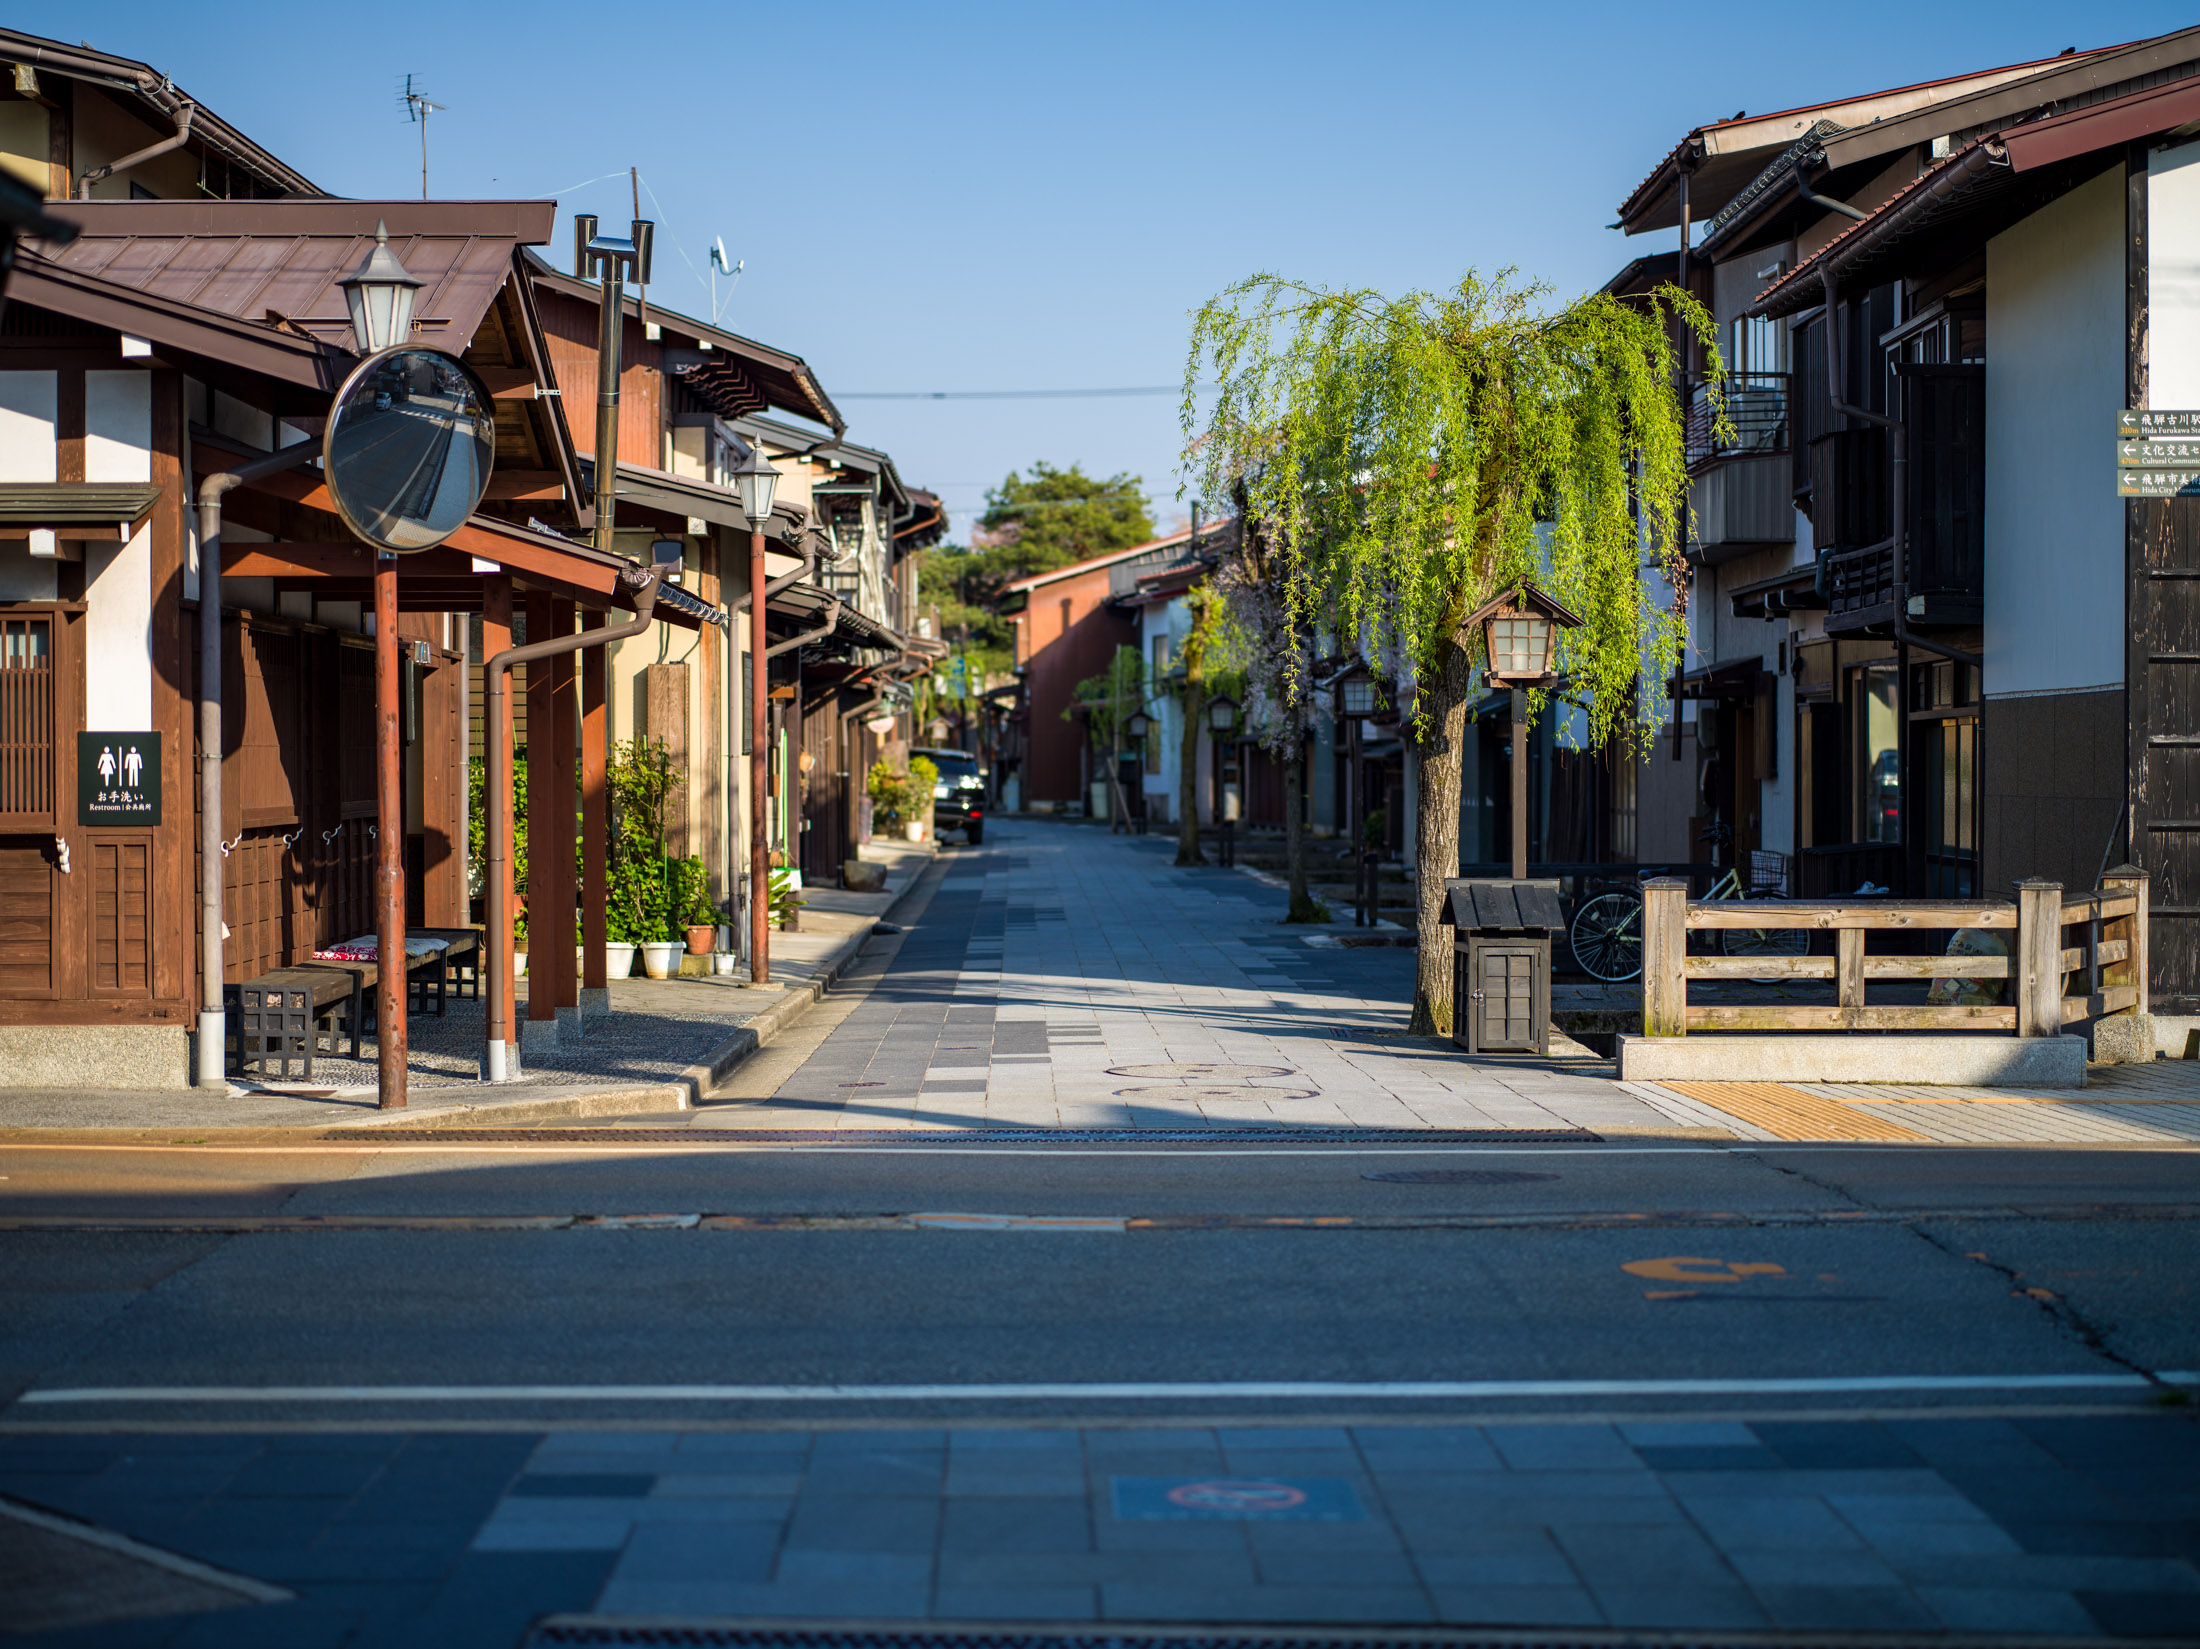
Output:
[[514, 949, 528, 978], [602, 942, 636, 979], [905, 820, 926, 842], [638, 940, 680, 979], [710, 952, 738, 975]]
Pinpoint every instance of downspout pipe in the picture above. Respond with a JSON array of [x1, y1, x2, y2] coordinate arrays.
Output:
[[192, 436, 320, 1089], [1817, 266, 1979, 671], [764, 598, 838, 660], [484, 567, 660, 1082], [79, 101, 193, 198], [723, 522, 815, 963]]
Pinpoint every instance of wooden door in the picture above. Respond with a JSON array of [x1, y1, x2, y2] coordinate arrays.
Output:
[[2129, 499, 2200, 1011]]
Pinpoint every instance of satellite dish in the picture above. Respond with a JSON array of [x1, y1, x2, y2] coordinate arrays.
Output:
[[710, 236, 731, 274], [323, 347, 496, 553]]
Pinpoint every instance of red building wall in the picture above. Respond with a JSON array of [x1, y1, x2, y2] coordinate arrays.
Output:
[[1015, 563, 1136, 806]]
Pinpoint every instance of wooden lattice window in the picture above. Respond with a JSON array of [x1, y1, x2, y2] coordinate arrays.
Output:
[[0, 616, 55, 829]]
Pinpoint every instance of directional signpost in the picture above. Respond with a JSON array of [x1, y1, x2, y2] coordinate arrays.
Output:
[[2118, 412, 2200, 496]]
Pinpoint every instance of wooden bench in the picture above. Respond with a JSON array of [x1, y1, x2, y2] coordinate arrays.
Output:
[[411, 927, 482, 1005], [228, 946, 447, 1079]]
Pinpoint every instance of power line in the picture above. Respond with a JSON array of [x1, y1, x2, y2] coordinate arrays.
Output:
[[838, 385, 1205, 401]]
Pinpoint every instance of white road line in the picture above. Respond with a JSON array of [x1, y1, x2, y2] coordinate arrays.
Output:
[[19, 1374, 2193, 1405]]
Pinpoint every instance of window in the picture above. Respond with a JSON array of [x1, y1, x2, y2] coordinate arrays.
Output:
[[0, 615, 55, 827], [1852, 663, 1900, 845], [1912, 660, 1979, 897]]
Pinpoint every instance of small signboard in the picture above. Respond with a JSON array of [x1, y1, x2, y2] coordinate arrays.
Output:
[[78, 732, 160, 826], [2120, 409, 2200, 437], [2120, 437, 2200, 468], [2120, 470, 2200, 498]]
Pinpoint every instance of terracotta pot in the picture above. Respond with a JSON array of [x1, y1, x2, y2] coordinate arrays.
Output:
[[685, 925, 715, 956]]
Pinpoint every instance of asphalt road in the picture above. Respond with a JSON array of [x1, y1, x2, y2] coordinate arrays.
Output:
[[3, 1139, 2196, 1424]]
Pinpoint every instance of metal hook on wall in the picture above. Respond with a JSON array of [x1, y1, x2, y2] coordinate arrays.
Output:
[[280, 827, 304, 851], [220, 833, 242, 858], [321, 826, 342, 844]]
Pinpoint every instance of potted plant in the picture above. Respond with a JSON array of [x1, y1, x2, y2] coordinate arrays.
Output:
[[676, 857, 716, 955], [513, 912, 528, 979], [769, 865, 806, 931]]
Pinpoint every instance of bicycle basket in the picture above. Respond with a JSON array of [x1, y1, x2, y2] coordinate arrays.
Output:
[[1746, 849, 1791, 897]]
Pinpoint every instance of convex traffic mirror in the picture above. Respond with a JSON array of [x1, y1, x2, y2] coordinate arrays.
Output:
[[324, 346, 496, 553]]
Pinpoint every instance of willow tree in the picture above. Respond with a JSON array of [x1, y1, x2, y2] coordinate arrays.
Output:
[[1183, 270, 1716, 1033]]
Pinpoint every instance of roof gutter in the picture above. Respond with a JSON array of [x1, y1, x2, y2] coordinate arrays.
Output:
[[78, 100, 192, 198]]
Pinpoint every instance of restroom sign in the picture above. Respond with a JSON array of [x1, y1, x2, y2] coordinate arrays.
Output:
[[79, 733, 161, 825]]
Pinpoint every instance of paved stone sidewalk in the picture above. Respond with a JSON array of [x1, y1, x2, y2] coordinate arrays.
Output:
[[710, 822, 1671, 1135], [9, 1415, 2200, 1641]]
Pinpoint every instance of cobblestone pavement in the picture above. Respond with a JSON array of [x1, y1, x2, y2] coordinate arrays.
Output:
[[9, 1415, 2200, 1642]]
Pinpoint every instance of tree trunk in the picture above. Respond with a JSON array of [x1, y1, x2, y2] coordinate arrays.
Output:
[[1284, 738, 1323, 921], [1175, 682, 1206, 865], [1408, 638, 1475, 1034]]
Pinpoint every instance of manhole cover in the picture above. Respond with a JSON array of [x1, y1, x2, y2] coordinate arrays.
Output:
[[1362, 1169, 1561, 1185], [1107, 1062, 1296, 1080], [837, 1082, 882, 1088], [1115, 1086, 1320, 1102]]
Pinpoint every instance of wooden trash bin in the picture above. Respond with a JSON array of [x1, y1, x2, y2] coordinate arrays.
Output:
[[1444, 879, 1563, 1056]]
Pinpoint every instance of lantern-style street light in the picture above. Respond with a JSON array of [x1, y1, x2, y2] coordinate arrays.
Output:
[[1339, 672, 1380, 719], [730, 438, 782, 983], [1206, 693, 1239, 732], [336, 221, 423, 355], [1124, 710, 1151, 740], [1464, 582, 1584, 880]]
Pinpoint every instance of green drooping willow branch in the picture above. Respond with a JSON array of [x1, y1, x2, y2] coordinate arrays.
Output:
[[1181, 269, 1721, 753]]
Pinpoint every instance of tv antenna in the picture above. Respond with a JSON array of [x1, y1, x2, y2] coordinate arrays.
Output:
[[709, 236, 744, 323], [399, 75, 446, 199]]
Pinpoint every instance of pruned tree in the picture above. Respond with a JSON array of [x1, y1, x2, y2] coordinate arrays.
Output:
[[1210, 503, 1328, 920], [1182, 269, 1716, 1034]]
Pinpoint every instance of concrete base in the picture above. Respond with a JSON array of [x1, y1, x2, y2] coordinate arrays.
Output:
[[579, 987, 610, 1026], [0, 1025, 190, 1090], [1618, 1032, 2088, 1088], [2089, 1013, 2156, 1065], [519, 1016, 560, 1054], [2152, 1015, 2200, 1059], [556, 1004, 585, 1039]]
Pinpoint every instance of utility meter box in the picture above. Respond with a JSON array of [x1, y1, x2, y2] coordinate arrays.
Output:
[[1444, 878, 1563, 1056]]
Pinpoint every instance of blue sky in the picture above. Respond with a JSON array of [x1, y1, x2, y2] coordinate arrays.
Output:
[[62, 0, 2196, 539]]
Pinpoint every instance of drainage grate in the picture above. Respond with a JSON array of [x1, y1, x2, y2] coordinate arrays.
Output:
[[527, 1625, 1836, 1649], [337, 1127, 1603, 1145]]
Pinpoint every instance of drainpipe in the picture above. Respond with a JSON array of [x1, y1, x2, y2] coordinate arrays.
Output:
[[78, 102, 194, 198], [483, 567, 660, 1082], [724, 521, 816, 969], [764, 598, 839, 660], [192, 437, 320, 1089]]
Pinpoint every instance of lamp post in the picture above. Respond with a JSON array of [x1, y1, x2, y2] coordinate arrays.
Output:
[[1124, 710, 1151, 834], [1336, 671, 1380, 923], [1467, 583, 1584, 882], [336, 224, 425, 1109], [1204, 694, 1238, 866], [731, 437, 781, 984]]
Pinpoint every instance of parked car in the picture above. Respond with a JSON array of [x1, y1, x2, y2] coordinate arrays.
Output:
[[917, 746, 987, 844]]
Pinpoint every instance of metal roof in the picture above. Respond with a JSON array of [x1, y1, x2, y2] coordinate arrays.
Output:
[[30, 199, 554, 358]]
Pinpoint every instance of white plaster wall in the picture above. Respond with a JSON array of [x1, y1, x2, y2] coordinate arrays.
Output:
[[0, 543, 55, 601], [83, 524, 153, 731], [1984, 166, 2126, 698], [0, 371, 56, 481], [2150, 137, 2200, 408], [85, 371, 151, 482]]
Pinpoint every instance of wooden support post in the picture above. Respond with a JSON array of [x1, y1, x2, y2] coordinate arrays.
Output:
[[581, 610, 607, 994], [484, 577, 516, 1053], [1642, 877, 1689, 1037], [374, 554, 406, 1108], [549, 599, 578, 1012], [525, 592, 557, 1029], [2102, 864, 2150, 1017], [2014, 878, 2064, 1039], [1836, 926, 1865, 1024]]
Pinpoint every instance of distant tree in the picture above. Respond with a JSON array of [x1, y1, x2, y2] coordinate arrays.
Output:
[[976, 462, 1154, 579]]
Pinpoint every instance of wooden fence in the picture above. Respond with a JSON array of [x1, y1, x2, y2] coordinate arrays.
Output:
[[1641, 869, 2147, 1038]]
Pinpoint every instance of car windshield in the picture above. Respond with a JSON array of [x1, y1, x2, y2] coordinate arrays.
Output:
[[925, 751, 980, 780]]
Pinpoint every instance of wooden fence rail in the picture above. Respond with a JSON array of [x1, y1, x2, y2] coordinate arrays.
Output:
[[1641, 869, 2148, 1039]]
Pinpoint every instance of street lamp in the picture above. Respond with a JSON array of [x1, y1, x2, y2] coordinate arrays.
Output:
[[1339, 673, 1380, 719], [1465, 582, 1584, 880], [732, 438, 781, 984], [1124, 711, 1151, 740], [336, 221, 422, 355], [1206, 693, 1239, 733]]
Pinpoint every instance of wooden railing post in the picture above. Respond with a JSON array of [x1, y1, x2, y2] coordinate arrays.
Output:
[[2102, 864, 2150, 1018], [1836, 925, 1865, 1026], [2014, 879, 2063, 1039], [1642, 877, 1689, 1037]]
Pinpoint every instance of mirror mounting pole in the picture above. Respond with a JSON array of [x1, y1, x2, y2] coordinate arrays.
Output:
[[192, 438, 320, 1089]]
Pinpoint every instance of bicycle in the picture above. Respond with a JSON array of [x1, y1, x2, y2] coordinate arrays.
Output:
[[1566, 830, 1807, 984]]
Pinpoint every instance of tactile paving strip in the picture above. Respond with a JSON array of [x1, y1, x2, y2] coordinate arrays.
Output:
[[332, 1127, 1604, 1145]]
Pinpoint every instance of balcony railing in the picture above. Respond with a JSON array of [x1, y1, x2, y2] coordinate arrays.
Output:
[[1687, 372, 1789, 470]]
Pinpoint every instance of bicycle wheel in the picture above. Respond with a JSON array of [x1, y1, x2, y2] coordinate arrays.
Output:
[[1720, 917, 1809, 959], [1569, 891, 1645, 983]]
